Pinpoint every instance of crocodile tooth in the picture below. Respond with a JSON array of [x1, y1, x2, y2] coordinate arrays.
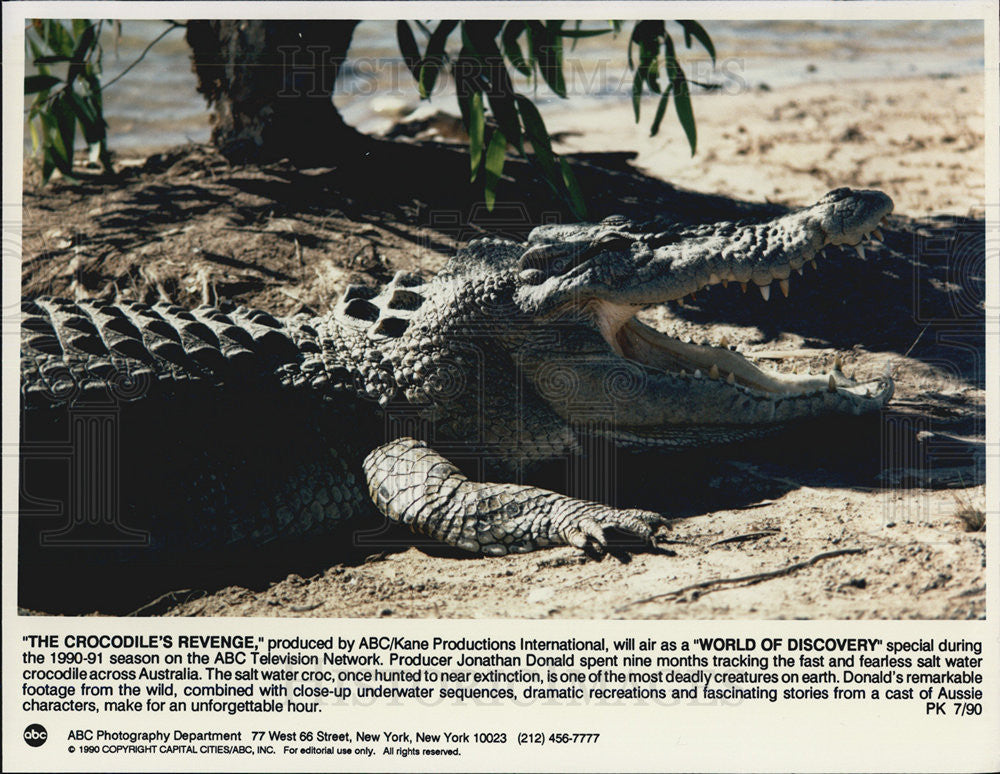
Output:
[[718, 335, 729, 348], [680, 369, 687, 376], [721, 278, 729, 288], [708, 364, 720, 380], [834, 353, 843, 371], [726, 371, 736, 385], [865, 388, 872, 398], [677, 297, 685, 307], [693, 369, 703, 379], [779, 279, 790, 297], [809, 259, 818, 271], [758, 284, 770, 301], [709, 273, 720, 285], [796, 266, 804, 276], [854, 244, 866, 260], [873, 228, 884, 241], [740, 282, 748, 293], [827, 374, 837, 392]]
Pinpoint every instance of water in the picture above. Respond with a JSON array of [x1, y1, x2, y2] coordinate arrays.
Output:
[[23, 19, 984, 153]]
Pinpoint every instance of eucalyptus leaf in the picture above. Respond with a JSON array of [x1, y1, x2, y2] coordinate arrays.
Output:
[[631, 67, 643, 122], [483, 128, 508, 210], [396, 21, 422, 82], [501, 22, 531, 76], [419, 20, 458, 96], [24, 74, 62, 94], [650, 86, 672, 136], [530, 21, 566, 97], [41, 20, 74, 58], [516, 94, 559, 180], [664, 36, 697, 154], [468, 91, 485, 181], [33, 55, 72, 64], [678, 20, 715, 64], [559, 157, 586, 219], [558, 27, 615, 39]]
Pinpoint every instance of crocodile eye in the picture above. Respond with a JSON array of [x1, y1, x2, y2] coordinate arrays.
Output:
[[578, 232, 634, 262], [518, 244, 575, 274]]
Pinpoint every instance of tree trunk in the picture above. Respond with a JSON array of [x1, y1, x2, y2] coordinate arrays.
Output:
[[186, 20, 364, 164]]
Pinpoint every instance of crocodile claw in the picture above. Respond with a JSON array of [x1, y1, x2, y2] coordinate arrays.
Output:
[[560, 507, 666, 555]]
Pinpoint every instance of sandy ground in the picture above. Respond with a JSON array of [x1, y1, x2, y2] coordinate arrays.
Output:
[[544, 72, 985, 218], [19, 73, 985, 619]]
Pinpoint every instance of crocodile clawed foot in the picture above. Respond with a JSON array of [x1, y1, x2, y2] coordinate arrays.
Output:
[[560, 508, 667, 557]]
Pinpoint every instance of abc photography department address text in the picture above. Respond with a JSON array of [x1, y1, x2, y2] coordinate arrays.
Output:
[[18, 631, 986, 761]]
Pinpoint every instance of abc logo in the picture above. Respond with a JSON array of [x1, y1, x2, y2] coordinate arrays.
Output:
[[24, 724, 48, 747]]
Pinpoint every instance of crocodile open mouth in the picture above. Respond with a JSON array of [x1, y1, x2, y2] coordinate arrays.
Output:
[[612, 315, 889, 400], [588, 222, 894, 402]]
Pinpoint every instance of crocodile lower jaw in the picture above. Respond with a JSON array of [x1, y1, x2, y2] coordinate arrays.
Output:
[[613, 315, 889, 400]]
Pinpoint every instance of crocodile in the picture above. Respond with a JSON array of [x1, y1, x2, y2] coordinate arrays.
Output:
[[19, 187, 893, 565]]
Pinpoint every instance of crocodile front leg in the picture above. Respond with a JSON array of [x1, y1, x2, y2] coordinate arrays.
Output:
[[364, 438, 665, 555]]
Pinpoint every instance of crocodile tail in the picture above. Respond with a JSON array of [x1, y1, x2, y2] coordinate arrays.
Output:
[[20, 297, 302, 408]]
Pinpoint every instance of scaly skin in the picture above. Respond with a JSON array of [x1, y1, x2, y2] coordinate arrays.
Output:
[[19, 188, 893, 560]]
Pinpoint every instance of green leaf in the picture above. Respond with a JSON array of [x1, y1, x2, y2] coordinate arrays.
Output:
[[530, 21, 566, 97], [395, 21, 422, 82], [416, 63, 435, 99], [517, 94, 588, 213], [41, 20, 75, 58], [557, 26, 615, 39], [631, 67, 643, 122], [678, 20, 715, 64], [28, 118, 41, 156], [454, 46, 476, 123], [67, 22, 97, 84], [650, 85, 672, 136], [24, 74, 62, 94], [629, 20, 663, 71], [419, 20, 458, 96], [27, 33, 45, 64], [515, 94, 558, 178], [71, 22, 96, 60], [673, 81, 696, 155], [483, 128, 507, 211], [464, 23, 523, 151], [42, 154, 56, 184], [640, 40, 660, 94], [468, 91, 485, 181], [664, 36, 697, 154], [51, 94, 77, 171], [523, 23, 536, 76], [82, 71, 104, 111], [66, 91, 105, 143], [501, 22, 530, 76], [559, 157, 586, 219]]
